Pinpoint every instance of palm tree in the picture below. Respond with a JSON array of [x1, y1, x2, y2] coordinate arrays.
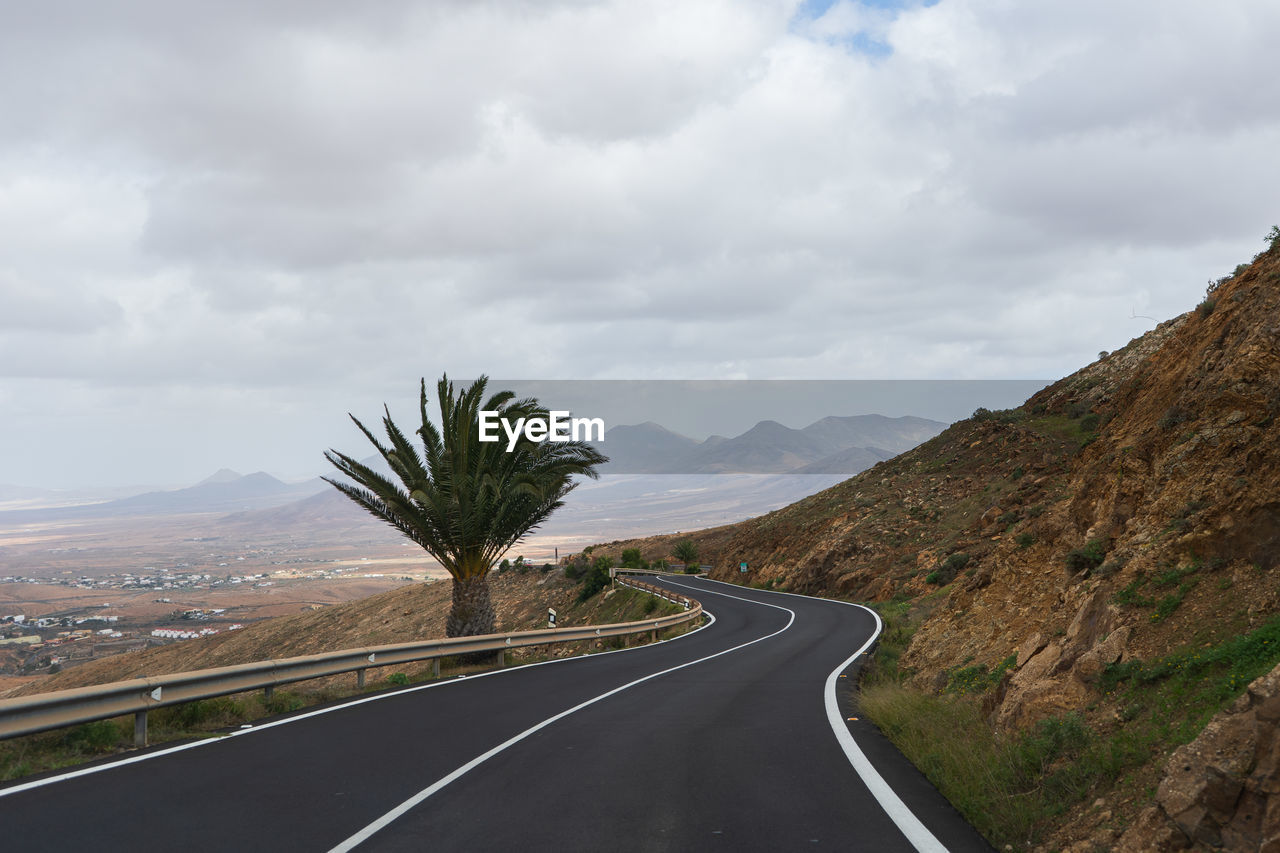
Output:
[[323, 375, 607, 638], [673, 539, 699, 568]]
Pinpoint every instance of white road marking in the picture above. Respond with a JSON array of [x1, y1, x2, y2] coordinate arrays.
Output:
[[0, 608, 715, 801], [328, 594, 794, 852], [682, 577, 949, 853]]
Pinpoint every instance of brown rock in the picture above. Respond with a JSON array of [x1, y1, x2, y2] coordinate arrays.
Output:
[[1074, 649, 1104, 682], [1115, 806, 1190, 852], [1015, 642, 1063, 685], [1258, 695, 1280, 724], [1138, 662, 1280, 851], [1261, 795, 1280, 853], [1017, 632, 1048, 667], [997, 669, 1089, 729], [1101, 625, 1131, 661]]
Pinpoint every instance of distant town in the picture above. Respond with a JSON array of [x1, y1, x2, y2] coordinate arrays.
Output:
[[0, 565, 418, 677]]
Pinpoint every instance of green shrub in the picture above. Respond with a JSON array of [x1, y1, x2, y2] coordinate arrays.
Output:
[[1015, 533, 1036, 548], [1065, 539, 1107, 573], [973, 407, 1023, 423], [1113, 576, 1154, 608], [577, 555, 614, 601], [927, 552, 971, 585], [620, 548, 646, 570], [947, 655, 1016, 694], [1154, 591, 1188, 620], [387, 672, 410, 686]]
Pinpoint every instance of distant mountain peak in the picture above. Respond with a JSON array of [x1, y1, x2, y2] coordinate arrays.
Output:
[[605, 421, 694, 440], [197, 469, 243, 487]]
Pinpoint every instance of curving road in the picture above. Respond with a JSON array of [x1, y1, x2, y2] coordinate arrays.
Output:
[[0, 577, 992, 852]]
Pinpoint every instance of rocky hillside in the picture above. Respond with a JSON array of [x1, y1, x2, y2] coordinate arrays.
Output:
[[596, 233, 1280, 849]]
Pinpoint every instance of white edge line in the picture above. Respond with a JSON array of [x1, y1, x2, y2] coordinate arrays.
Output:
[[681, 577, 949, 853], [327, 591, 795, 853], [0, 604, 716, 801]]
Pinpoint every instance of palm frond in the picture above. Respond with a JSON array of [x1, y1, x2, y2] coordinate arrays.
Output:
[[324, 375, 608, 583]]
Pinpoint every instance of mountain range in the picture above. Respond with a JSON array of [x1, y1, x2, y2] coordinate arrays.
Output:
[[0, 413, 946, 522], [0, 470, 326, 520], [594, 414, 945, 474]]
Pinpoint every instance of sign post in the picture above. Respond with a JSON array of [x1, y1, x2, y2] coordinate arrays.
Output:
[[548, 608, 557, 628]]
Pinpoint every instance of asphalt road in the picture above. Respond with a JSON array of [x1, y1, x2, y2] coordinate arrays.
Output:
[[1, 577, 993, 852]]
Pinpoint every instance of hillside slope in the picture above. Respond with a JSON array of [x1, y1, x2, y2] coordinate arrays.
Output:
[[595, 235, 1280, 849]]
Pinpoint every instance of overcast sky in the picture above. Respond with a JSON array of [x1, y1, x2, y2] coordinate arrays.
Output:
[[3, 0, 1278, 489]]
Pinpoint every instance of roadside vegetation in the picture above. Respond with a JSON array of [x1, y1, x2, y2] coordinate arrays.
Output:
[[858, 599, 1280, 850]]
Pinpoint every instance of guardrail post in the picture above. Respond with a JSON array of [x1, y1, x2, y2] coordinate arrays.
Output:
[[357, 669, 366, 689], [263, 685, 274, 703], [497, 650, 506, 668], [134, 710, 147, 748], [651, 628, 658, 643], [433, 658, 441, 679]]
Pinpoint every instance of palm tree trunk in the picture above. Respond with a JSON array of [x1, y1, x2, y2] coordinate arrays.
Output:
[[446, 573, 497, 638]]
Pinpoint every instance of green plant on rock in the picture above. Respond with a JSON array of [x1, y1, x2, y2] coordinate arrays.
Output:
[[1065, 539, 1107, 573]]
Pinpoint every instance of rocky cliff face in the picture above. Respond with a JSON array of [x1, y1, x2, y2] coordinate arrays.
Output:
[[906, 245, 1280, 731]]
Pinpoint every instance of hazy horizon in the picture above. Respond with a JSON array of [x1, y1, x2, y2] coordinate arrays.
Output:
[[2, 379, 1044, 491]]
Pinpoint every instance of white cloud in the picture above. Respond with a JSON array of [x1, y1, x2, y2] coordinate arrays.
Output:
[[1, 0, 1278, 485]]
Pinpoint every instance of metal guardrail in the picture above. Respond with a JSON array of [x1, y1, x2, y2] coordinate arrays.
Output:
[[613, 574, 697, 607], [613, 568, 705, 580], [0, 579, 702, 747]]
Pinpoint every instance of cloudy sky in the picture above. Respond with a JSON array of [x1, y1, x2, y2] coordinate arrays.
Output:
[[3, 0, 1278, 489]]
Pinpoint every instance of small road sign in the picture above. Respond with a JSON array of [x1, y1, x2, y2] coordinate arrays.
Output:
[[548, 608, 557, 628]]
